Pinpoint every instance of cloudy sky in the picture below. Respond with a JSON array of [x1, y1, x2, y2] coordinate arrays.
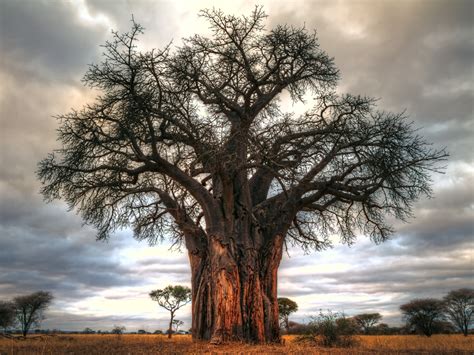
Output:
[[0, 0, 472, 331]]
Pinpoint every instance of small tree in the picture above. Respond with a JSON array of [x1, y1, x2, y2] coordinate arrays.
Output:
[[111, 325, 126, 335], [13, 291, 53, 337], [278, 297, 298, 333], [0, 301, 16, 333], [373, 323, 390, 335], [353, 313, 382, 334], [173, 319, 184, 333], [400, 298, 445, 337], [150, 285, 191, 338], [443, 288, 474, 336]]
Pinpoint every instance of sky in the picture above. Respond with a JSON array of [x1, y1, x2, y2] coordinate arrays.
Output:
[[0, 0, 472, 332]]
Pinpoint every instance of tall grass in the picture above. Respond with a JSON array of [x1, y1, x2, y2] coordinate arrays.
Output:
[[0, 334, 472, 354]]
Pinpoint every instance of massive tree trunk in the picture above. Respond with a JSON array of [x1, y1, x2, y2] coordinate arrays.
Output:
[[188, 232, 284, 344], [185, 125, 287, 344]]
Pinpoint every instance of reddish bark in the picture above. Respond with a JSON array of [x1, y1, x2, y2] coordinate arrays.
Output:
[[188, 234, 284, 343]]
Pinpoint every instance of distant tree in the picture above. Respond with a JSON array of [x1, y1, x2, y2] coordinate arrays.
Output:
[[353, 313, 382, 334], [278, 297, 298, 333], [173, 319, 184, 333], [82, 327, 96, 334], [443, 288, 474, 336], [13, 291, 53, 336], [111, 325, 126, 334], [37, 6, 448, 344], [373, 322, 390, 335], [400, 298, 445, 337], [150, 285, 191, 339], [286, 320, 312, 335], [0, 301, 16, 333], [433, 320, 456, 334], [335, 316, 359, 336]]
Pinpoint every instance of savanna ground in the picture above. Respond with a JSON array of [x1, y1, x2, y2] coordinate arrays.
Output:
[[0, 334, 472, 354]]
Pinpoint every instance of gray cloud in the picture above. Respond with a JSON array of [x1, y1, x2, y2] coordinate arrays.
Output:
[[279, 238, 472, 325], [0, 0, 472, 331], [269, 0, 473, 161], [0, 0, 109, 83], [0, 223, 139, 299]]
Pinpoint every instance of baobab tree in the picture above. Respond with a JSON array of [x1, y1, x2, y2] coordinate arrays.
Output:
[[38, 7, 447, 343]]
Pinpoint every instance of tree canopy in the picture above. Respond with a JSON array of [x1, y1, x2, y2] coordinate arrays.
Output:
[[150, 285, 191, 338], [278, 297, 298, 332], [353, 313, 382, 334], [400, 298, 445, 337], [38, 7, 446, 251]]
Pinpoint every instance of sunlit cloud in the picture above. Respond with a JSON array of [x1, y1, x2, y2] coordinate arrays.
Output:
[[71, 0, 114, 29]]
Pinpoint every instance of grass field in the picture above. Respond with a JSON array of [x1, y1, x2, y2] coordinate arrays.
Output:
[[0, 334, 472, 354]]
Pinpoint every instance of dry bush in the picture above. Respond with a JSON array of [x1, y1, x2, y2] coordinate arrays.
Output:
[[294, 311, 358, 348]]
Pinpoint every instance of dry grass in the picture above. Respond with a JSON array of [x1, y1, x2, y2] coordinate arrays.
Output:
[[0, 334, 472, 354]]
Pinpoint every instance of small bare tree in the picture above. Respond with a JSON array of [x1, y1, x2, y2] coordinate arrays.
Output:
[[443, 288, 473, 336], [150, 285, 191, 338], [111, 325, 126, 335], [82, 327, 96, 334], [173, 319, 184, 333], [13, 291, 53, 336]]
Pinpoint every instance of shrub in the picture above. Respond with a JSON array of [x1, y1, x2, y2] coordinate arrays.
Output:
[[296, 311, 358, 348]]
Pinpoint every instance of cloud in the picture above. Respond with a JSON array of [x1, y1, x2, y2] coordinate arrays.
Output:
[[0, 0, 472, 331], [0, 0, 110, 83], [268, 0, 473, 162], [0, 224, 137, 297], [278, 238, 472, 325]]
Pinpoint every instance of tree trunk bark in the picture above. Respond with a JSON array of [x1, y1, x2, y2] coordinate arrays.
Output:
[[168, 311, 174, 339], [189, 234, 284, 344]]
